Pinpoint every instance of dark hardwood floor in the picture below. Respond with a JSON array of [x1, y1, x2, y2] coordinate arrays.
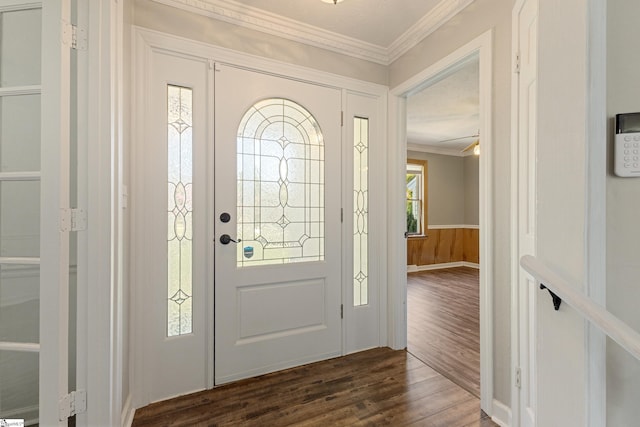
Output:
[[407, 267, 481, 398], [133, 347, 495, 426]]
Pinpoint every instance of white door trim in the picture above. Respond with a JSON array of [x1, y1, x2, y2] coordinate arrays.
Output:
[[131, 26, 388, 410], [584, 0, 607, 425], [388, 29, 494, 414], [510, 3, 525, 424], [511, 0, 539, 424], [40, 1, 71, 425], [76, 0, 124, 425]]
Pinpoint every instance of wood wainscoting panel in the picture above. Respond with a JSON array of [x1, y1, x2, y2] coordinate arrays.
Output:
[[408, 227, 479, 267], [463, 228, 480, 264]]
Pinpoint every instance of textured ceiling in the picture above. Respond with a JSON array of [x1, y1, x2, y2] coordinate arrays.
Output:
[[407, 57, 480, 153]]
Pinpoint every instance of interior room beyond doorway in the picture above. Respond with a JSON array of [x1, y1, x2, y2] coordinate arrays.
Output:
[[403, 52, 483, 400]]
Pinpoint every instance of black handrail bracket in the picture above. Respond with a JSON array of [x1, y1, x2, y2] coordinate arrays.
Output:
[[540, 284, 562, 311]]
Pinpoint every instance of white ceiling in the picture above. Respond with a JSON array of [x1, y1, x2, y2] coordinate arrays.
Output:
[[230, 0, 443, 48], [153, 0, 475, 64], [407, 57, 480, 154], [154, 0, 480, 155]]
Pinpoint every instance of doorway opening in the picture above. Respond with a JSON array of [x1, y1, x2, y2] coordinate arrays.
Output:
[[389, 29, 494, 413], [405, 55, 481, 397]]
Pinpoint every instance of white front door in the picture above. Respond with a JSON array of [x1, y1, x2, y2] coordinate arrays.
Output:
[[214, 64, 343, 384], [137, 54, 343, 401]]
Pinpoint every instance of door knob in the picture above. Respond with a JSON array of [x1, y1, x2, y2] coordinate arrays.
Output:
[[220, 234, 241, 245]]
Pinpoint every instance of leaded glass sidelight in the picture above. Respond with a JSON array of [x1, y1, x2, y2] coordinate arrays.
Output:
[[167, 85, 193, 337], [237, 98, 324, 266], [353, 117, 369, 306]]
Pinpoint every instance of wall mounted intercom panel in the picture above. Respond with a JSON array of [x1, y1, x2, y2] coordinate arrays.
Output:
[[615, 112, 640, 177]]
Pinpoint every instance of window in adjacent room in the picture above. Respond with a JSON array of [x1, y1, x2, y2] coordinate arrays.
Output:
[[406, 159, 427, 236]]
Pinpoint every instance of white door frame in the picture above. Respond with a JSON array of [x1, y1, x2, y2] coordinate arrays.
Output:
[[75, 0, 125, 425], [131, 26, 389, 410], [510, 1, 538, 424], [388, 29, 494, 414], [583, 1, 607, 425], [40, 1, 71, 425]]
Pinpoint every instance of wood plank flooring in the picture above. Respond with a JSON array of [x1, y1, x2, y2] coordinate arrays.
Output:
[[407, 267, 481, 398], [132, 347, 495, 426]]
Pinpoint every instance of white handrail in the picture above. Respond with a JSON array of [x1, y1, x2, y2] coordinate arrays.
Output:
[[520, 254, 640, 362]]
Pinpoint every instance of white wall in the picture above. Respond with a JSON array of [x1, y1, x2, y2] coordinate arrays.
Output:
[[391, 0, 513, 406], [464, 155, 480, 225], [407, 150, 479, 226], [606, 1, 640, 425]]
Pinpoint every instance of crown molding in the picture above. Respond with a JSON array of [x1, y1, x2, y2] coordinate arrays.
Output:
[[388, 0, 476, 63], [407, 142, 474, 157], [150, 0, 388, 64], [149, 0, 475, 65]]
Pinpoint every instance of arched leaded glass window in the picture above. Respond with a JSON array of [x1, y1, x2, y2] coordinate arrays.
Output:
[[236, 98, 324, 266]]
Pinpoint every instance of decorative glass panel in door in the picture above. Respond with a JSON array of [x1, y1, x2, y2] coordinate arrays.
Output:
[[353, 117, 369, 307], [167, 84, 193, 337], [236, 98, 324, 267]]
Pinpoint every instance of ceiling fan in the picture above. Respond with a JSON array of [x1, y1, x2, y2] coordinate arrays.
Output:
[[437, 132, 480, 155]]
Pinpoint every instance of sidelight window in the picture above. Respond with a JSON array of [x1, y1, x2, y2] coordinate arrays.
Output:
[[353, 117, 369, 306], [167, 85, 193, 337]]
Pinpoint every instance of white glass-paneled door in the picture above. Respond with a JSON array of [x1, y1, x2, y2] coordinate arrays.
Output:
[[0, 1, 72, 426], [214, 64, 342, 384], [137, 52, 343, 403]]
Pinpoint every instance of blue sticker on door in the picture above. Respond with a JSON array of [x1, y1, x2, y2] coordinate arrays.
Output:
[[243, 246, 254, 259]]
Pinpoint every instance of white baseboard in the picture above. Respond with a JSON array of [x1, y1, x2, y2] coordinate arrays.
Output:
[[407, 261, 479, 272], [121, 394, 135, 427], [427, 224, 480, 229], [491, 399, 512, 427]]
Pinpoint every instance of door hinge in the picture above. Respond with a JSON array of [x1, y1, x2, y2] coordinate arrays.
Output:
[[341, 111, 344, 127], [515, 367, 522, 388], [60, 208, 87, 232], [514, 52, 521, 74], [62, 21, 87, 50], [341, 208, 344, 223], [58, 390, 87, 421], [341, 304, 344, 319]]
